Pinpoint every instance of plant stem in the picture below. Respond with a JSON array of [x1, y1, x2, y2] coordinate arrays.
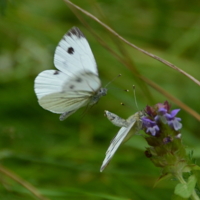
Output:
[[0, 164, 51, 200], [191, 190, 200, 200]]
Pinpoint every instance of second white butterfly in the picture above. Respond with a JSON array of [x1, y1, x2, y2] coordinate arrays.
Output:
[[34, 27, 107, 121], [100, 110, 144, 172]]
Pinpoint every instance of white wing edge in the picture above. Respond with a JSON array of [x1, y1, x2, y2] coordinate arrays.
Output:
[[100, 121, 135, 172]]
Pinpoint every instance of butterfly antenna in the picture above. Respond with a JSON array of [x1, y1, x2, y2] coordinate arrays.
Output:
[[104, 74, 122, 88], [133, 85, 139, 111], [120, 89, 129, 106]]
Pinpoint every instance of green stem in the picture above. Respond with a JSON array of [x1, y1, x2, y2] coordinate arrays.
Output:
[[191, 190, 200, 200], [175, 172, 186, 184]]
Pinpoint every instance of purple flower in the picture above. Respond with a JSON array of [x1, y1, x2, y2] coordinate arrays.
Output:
[[154, 108, 182, 131], [164, 109, 182, 130], [142, 102, 187, 178], [142, 117, 159, 136], [143, 102, 182, 137], [157, 108, 167, 115], [155, 108, 168, 124]]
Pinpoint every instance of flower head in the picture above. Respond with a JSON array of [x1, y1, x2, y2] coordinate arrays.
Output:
[[141, 101, 186, 174], [143, 101, 182, 134], [142, 102, 198, 199]]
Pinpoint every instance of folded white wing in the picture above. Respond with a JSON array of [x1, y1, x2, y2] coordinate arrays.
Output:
[[100, 121, 135, 172], [100, 111, 144, 172]]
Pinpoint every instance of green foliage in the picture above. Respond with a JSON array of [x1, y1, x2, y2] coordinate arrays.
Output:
[[175, 175, 197, 199]]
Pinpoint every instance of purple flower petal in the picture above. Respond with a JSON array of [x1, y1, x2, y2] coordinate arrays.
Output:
[[168, 118, 182, 131], [147, 125, 159, 136], [164, 109, 182, 130], [157, 108, 167, 115], [170, 109, 180, 117], [142, 117, 160, 136]]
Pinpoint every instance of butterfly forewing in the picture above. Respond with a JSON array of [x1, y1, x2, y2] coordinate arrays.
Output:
[[54, 27, 98, 76], [62, 72, 101, 93], [34, 70, 67, 99]]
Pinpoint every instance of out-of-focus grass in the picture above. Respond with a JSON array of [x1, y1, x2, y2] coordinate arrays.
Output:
[[0, 0, 200, 199]]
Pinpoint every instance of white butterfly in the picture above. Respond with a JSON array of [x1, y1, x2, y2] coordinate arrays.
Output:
[[100, 110, 144, 172], [34, 27, 107, 121]]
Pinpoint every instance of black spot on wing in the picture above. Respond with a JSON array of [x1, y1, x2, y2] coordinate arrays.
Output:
[[75, 77, 82, 82], [67, 32, 71, 37], [69, 85, 75, 89], [111, 116, 116, 121], [67, 27, 85, 38], [67, 47, 74, 54], [54, 70, 60, 75]]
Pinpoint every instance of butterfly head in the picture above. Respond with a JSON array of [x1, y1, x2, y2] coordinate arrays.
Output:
[[90, 88, 107, 105], [99, 88, 107, 96]]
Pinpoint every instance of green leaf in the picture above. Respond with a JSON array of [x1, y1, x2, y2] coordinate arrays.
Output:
[[174, 175, 197, 198], [171, 194, 187, 200], [190, 165, 200, 171]]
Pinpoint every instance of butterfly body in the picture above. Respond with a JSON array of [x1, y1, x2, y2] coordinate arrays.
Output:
[[34, 27, 106, 120]]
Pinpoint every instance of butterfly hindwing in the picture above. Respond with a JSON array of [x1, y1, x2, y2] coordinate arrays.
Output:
[[38, 91, 89, 114]]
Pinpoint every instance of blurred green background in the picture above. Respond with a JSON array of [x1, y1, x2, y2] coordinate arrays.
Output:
[[0, 0, 200, 199]]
